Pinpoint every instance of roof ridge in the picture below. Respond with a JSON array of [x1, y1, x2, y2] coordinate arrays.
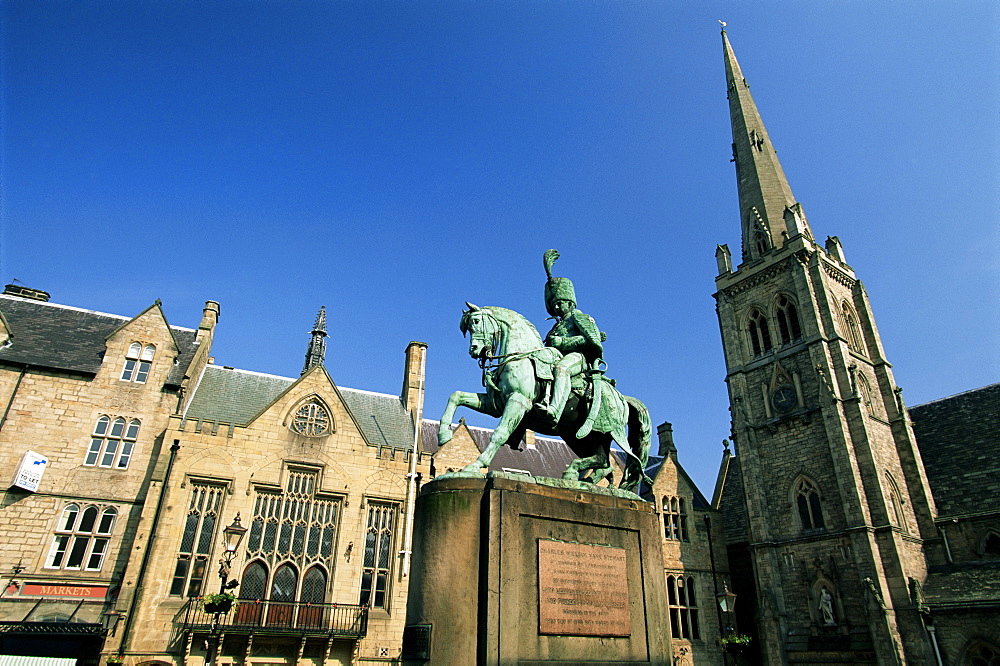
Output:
[[339, 386, 402, 400], [910, 382, 1000, 410], [421, 417, 564, 443], [203, 365, 294, 381], [0, 295, 197, 332]]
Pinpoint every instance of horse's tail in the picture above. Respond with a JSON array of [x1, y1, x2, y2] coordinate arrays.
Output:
[[623, 395, 653, 492]]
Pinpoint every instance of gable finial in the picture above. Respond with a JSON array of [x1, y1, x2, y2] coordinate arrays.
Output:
[[302, 306, 328, 375]]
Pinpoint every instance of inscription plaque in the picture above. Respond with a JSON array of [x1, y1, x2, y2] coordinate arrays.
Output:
[[537, 539, 630, 637]]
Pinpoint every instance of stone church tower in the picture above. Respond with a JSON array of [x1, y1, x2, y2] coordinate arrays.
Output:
[[714, 30, 939, 664]]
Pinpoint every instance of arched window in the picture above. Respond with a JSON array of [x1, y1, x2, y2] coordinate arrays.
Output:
[[981, 530, 1000, 560], [662, 497, 689, 541], [46, 504, 116, 571], [271, 563, 298, 602], [360, 503, 397, 609], [121, 342, 155, 383], [747, 308, 773, 357], [794, 477, 825, 531], [885, 473, 906, 532], [666, 575, 700, 640], [85, 416, 140, 469], [775, 294, 802, 344], [857, 374, 877, 417], [169, 483, 224, 597], [240, 561, 268, 601], [841, 302, 865, 355], [301, 566, 327, 604], [965, 640, 1000, 666]]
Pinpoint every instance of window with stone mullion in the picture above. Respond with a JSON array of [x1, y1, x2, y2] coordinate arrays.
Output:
[[360, 503, 397, 609], [169, 484, 224, 597]]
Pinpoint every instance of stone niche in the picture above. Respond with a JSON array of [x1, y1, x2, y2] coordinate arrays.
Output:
[[403, 474, 670, 665]]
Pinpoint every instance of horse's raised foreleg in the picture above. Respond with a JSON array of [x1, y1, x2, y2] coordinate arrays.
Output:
[[438, 391, 498, 446], [463, 392, 531, 473]]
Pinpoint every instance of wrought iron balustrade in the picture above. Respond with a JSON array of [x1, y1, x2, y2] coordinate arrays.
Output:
[[181, 598, 368, 638]]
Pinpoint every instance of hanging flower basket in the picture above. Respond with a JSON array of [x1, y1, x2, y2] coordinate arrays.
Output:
[[719, 633, 753, 654], [106, 657, 125, 666], [201, 592, 238, 614]]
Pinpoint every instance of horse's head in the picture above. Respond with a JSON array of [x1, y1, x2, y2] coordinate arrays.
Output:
[[460, 302, 499, 360]]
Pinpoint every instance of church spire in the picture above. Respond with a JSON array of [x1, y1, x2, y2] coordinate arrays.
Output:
[[301, 306, 327, 375], [723, 29, 811, 262]]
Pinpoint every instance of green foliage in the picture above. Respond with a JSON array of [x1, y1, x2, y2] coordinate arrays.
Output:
[[719, 633, 753, 647], [201, 591, 238, 612]]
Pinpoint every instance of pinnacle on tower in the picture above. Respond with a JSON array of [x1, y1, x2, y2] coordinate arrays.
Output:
[[301, 306, 328, 375], [722, 28, 813, 262]]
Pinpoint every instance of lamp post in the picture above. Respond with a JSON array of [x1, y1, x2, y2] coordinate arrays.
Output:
[[205, 514, 247, 666], [716, 582, 738, 663]]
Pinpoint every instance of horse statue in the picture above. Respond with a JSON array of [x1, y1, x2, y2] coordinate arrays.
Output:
[[437, 303, 651, 493]]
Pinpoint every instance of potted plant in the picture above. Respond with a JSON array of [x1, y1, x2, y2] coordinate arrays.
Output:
[[719, 633, 753, 655], [201, 592, 238, 614], [105, 656, 124, 665]]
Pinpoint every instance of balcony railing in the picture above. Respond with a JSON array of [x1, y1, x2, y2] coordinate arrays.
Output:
[[180, 598, 368, 638]]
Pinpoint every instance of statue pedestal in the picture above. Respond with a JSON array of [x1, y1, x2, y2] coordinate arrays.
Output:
[[403, 473, 670, 665]]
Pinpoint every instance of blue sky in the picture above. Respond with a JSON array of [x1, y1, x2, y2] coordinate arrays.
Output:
[[2, 1, 997, 493]]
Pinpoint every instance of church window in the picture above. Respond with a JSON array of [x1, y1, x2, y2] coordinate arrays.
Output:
[[775, 295, 802, 344], [290, 400, 331, 437], [794, 478, 825, 531], [981, 531, 1000, 559], [84, 416, 140, 469], [858, 374, 876, 416], [966, 640, 1000, 666], [45, 504, 116, 571], [885, 473, 906, 532], [169, 483, 225, 597], [841, 302, 865, 355], [748, 309, 773, 357], [666, 575, 700, 640], [360, 503, 397, 610], [120, 342, 155, 383], [662, 496, 689, 541]]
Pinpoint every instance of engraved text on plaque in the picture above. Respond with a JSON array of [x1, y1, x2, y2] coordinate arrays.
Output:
[[537, 539, 630, 636]]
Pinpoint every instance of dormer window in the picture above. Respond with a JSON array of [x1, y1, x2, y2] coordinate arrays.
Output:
[[121, 342, 155, 383]]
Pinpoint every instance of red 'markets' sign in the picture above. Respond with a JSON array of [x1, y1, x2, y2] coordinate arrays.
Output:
[[20, 583, 109, 599]]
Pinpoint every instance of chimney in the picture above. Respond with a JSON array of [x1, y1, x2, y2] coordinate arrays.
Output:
[[657, 422, 676, 456], [3, 284, 50, 302], [401, 341, 428, 419], [197, 301, 220, 344]]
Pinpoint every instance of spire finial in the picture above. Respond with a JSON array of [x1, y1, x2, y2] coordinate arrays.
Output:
[[302, 306, 328, 375], [719, 19, 727, 32]]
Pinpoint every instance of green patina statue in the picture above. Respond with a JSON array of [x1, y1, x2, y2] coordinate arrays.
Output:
[[437, 250, 651, 494]]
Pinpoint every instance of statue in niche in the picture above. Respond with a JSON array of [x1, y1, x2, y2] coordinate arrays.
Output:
[[818, 586, 837, 626]]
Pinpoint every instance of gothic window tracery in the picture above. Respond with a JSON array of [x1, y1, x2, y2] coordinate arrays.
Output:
[[885, 472, 906, 532], [360, 502, 397, 610], [793, 477, 825, 531], [841, 302, 866, 355], [966, 640, 1000, 666], [748, 308, 773, 357], [169, 483, 224, 596], [290, 400, 331, 437], [774, 294, 802, 344]]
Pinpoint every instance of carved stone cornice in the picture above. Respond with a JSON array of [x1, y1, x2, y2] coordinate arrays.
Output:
[[719, 257, 791, 297], [822, 261, 856, 289]]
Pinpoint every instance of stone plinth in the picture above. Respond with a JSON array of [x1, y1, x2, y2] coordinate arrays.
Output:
[[403, 473, 670, 665]]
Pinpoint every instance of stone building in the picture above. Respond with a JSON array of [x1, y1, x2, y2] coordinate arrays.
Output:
[[713, 29, 999, 665]]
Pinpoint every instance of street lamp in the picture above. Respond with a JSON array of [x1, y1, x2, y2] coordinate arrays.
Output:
[[205, 514, 247, 666], [717, 582, 737, 633]]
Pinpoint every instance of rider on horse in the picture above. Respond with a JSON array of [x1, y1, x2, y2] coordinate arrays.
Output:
[[542, 249, 606, 425]]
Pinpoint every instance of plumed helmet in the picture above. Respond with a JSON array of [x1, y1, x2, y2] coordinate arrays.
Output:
[[543, 249, 576, 316]]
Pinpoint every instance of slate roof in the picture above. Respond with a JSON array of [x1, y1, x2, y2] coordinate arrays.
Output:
[[419, 419, 579, 478], [717, 453, 750, 543], [922, 561, 1000, 609], [909, 383, 1000, 519], [183, 365, 415, 449], [0, 294, 199, 387]]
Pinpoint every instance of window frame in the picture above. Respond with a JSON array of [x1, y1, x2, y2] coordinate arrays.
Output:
[[84, 416, 140, 469], [120, 342, 155, 383], [793, 477, 826, 532], [169, 483, 226, 597], [662, 496, 689, 542], [747, 308, 773, 357], [45, 504, 117, 571], [359, 502, 398, 610], [774, 294, 802, 345], [665, 575, 701, 640]]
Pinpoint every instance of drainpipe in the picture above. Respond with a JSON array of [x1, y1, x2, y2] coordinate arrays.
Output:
[[117, 440, 181, 655], [705, 514, 728, 665], [401, 349, 427, 577], [0, 365, 27, 431]]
